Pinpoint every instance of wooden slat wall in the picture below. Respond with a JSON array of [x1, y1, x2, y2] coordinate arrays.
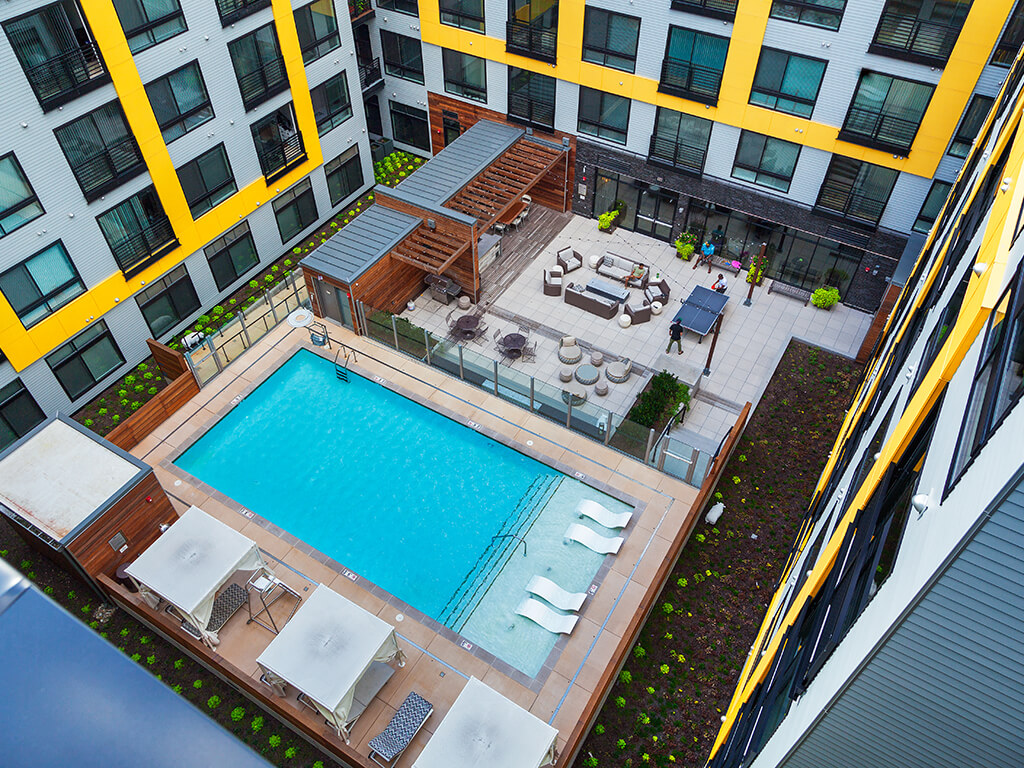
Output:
[[147, 339, 189, 379], [856, 283, 901, 364], [529, 155, 570, 211], [105, 370, 200, 451], [350, 254, 426, 313]]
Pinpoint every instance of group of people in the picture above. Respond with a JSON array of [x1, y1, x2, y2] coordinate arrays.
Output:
[[665, 271, 727, 355]]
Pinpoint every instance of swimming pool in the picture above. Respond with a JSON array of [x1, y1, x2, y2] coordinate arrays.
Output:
[[175, 350, 631, 676]]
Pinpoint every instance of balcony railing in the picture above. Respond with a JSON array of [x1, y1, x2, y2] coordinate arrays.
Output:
[[670, 0, 737, 21], [257, 132, 306, 182], [648, 135, 706, 176], [839, 105, 920, 153], [870, 11, 963, 64], [24, 42, 109, 111], [507, 92, 555, 131], [358, 57, 384, 92], [349, 0, 374, 22], [109, 217, 178, 276], [815, 189, 887, 228], [658, 58, 723, 105], [237, 58, 288, 111], [72, 136, 146, 201], [215, 0, 271, 26], [506, 20, 557, 63]]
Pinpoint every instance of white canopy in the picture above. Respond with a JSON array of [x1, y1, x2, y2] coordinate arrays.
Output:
[[256, 585, 404, 741], [125, 506, 264, 647], [413, 677, 558, 768]]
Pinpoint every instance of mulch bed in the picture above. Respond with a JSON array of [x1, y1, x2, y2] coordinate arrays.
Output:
[[574, 340, 862, 768]]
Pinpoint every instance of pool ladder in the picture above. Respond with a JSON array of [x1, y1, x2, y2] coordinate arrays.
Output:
[[334, 347, 355, 382]]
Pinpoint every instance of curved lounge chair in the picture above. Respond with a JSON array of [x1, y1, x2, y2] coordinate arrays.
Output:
[[526, 575, 587, 612], [577, 499, 632, 529], [564, 523, 623, 554], [368, 691, 433, 767], [606, 358, 632, 383], [516, 597, 578, 634], [558, 335, 583, 364]]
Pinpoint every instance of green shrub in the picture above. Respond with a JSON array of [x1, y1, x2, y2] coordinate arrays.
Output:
[[193, 680, 203, 689], [628, 371, 690, 427], [207, 695, 221, 709], [597, 209, 619, 230], [811, 286, 841, 309], [619, 670, 632, 684], [676, 242, 694, 260], [268, 735, 281, 749], [251, 716, 264, 733], [231, 707, 245, 722]]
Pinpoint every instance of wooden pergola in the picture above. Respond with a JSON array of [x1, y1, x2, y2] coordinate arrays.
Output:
[[390, 224, 471, 275]]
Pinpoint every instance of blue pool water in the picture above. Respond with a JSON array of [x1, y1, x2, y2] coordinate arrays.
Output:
[[176, 350, 629, 676]]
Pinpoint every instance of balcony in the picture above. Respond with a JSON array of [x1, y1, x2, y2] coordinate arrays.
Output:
[[24, 42, 109, 112], [257, 132, 307, 183], [215, 0, 271, 26], [507, 93, 555, 132], [349, 0, 374, 23], [658, 58, 723, 105], [237, 58, 288, 111], [670, 0, 737, 22], [358, 57, 384, 93], [815, 190, 887, 228], [869, 11, 963, 65], [109, 218, 178, 277], [839, 106, 920, 154], [648, 134, 705, 176], [72, 136, 147, 202], [506, 20, 557, 64]]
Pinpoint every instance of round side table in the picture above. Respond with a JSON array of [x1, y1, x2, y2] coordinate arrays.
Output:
[[651, 301, 663, 315], [618, 314, 632, 329], [588, 254, 601, 269], [590, 351, 604, 366], [559, 367, 573, 383]]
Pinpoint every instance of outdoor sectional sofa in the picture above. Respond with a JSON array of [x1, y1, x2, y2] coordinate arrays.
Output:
[[597, 252, 649, 288], [564, 283, 619, 318]]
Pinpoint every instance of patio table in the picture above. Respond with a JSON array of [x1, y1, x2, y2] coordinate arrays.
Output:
[[502, 333, 527, 357], [586, 278, 630, 303], [454, 315, 479, 339]]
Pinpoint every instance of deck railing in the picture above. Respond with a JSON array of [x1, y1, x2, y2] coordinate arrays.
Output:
[[505, 21, 557, 63]]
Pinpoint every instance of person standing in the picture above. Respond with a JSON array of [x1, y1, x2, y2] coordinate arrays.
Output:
[[666, 318, 684, 355]]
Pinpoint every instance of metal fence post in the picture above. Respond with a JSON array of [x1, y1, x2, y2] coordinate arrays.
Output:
[[458, 345, 465, 379], [238, 309, 252, 347], [423, 329, 431, 365], [645, 428, 656, 465], [267, 289, 279, 323], [530, 377, 535, 411], [290, 272, 301, 307], [657, 442, 667, 471], [566, 397, 573, 429], [493, 360, 499, 396], [604, 409, 611, 445], [391, 315, 399, 350]]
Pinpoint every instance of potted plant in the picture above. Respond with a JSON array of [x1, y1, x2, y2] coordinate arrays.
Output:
[[746, 253, 768, 285], [674, 231, 698, 260], [811, 286, 841, 310], [598, 199, 626, 233]]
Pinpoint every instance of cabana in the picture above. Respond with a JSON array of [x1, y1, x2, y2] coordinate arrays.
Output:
[[125, 506, 267, 648], [413, 676, 558, 768], [256, 584, 406, 743]]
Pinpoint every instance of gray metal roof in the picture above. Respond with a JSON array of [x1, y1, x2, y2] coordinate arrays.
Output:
[[299, 204, 421, 285]]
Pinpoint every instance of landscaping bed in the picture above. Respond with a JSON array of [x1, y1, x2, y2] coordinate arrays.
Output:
[[574, 340, 861, 768]]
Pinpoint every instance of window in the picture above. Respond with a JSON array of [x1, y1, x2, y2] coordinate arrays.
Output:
[[0, 154, 44, 238], [389, 101, 430, 150], [815, 156, 898, 227], [0, 242, 85, 328], [112, 0, 186, 54], [732, 132, 801, 192], [273, 178, 318, 243], [326, 146, 363, 206], [582, 7, 640, 73], [177, 144, 236, 218], [381, 30, 423, 83], [251, 103, 306, 181], [769, 0, 846, 30], [992, 4, 1024, 66], [136, 265, 199, 337], [659, 26, 729, 105], [294, 0, 339, 64], [97, 186, 177, 275], [870, 0, 970, 64], [215, 0, 271, 26], [47, 321, 125, 400], [506, 0, 558, 62], [441, 0, 484, 32], [948, 95, 994, 158], [145, 61, 213, 144], [507, 67, 555, 130], [205, 222, 259, 291], [377, 0, 417, 15], [0, 380, 45, 452], [228, 23, 287, 110], [913, 180, 952, 233], [840, 71, 934, 153], [670, 0, 737, 21], [442, 49, 487, 103], [53, 101, 145, 201], [750, 49, 826, 118], [577, 86, 630, 145], [648, 107, 712, 175], [311, 72, 352, 135]]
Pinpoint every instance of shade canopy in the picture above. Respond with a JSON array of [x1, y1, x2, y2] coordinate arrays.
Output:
[[413, 677, 558, 768]]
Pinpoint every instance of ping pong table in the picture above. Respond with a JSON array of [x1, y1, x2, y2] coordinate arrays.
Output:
[[674, 285, 728, 343]]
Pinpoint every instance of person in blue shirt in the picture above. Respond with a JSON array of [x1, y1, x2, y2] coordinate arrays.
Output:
[[702, 240, 715, 259]]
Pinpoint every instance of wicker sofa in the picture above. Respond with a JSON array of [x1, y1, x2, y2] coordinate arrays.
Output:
[[564, 283, 619, 319], [597, 252, 648, 288]]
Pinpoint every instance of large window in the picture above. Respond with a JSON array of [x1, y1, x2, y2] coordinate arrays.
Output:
[[97, 186, 177, 275], [507, 67, 555, 130], [112, 0, 186, 54], [377, 0, 417, 15], [381, 30, 423, 83], [769, 0, 846, 30], [54, 101, 145, 201], [870, 0, 970, 64], [145, 62, 213, 144], [251, 104, 306, 181], [582, 7, 640, 73], [0, 380, 45, 452], [326, 146, 363, 206], [0, 242, 85, 328], [177, 145, 236, 219], [136, 264, 199, 337], [649, 107, 712, 175], [0, 154, 44, 238], [273, 178, 318, 243], [577, 86, 630, 145], [815, 156, 898, 227], [311, 72, 352, 135], [732, 131, 801, 192], [215, 0, 271, 26], [205, 221, 259, 291], [913, 180, 952, 233], [659, 26, 729, 104], [840, 72, 934, 153], [440, 0, 484, 32], [389, 101, 430, 150], [47, 321, 125, 400], [750, 49, 826, 118], [992, 5, 1024, 66], [948, 95, 994, 158], [294, 0, 339, 64], [442, 49, 487, 103], [228, 23, 287, 110]]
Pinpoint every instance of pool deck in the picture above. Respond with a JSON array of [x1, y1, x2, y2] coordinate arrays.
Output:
[[128, 316, 705, 766]]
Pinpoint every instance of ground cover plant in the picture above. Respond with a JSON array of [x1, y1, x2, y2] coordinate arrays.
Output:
[[575, 341, 861, 768], [72, 358, 170, 436]]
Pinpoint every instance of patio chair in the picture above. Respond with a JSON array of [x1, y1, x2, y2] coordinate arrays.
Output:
[[368, 691, 433, 767], [511, 212, 525, 229], [625, 300, 652, 325], [564, 522, 623, 554], [645, 279, 670, 306], [606, 358, 632, 383], [521, 194, 532, 206], [521, 341, 537, 361], [544, 266, 563, 296], [493, 327, 503, 342], [516, 597, 579, 634], [446, 308, 458, 328], [577, 499, 632, 529], [526, 575, 586, 611], [558, 336, 582, 364], [557, 247, 582, 274]]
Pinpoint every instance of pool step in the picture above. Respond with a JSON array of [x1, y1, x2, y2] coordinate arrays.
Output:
[[335, 365, 349, 382]]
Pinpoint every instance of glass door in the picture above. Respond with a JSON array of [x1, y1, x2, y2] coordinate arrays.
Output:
[[634, 189, 677, 241]]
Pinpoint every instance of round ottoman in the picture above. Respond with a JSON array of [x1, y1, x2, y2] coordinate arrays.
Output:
[[588, 253, 601, 269], [575, 364, 600, 385], [559, 367, 573, 383], [618, 314, 632, 329], [594, 381, 609, 396], [590, 351, 604, 366], [457, 295, 471, 310], [651, 301, 663, 315], [561, 384, 587, 406]]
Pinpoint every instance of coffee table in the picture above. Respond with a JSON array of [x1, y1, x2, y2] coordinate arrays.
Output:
[[574, 364, 599, 385], [586, 278, 630, 303]]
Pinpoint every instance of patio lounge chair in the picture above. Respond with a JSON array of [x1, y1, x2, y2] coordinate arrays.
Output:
[[557, 247, 583, 274], [368, 691, 433, 767], [558, 336, 583, 364], [544, 266, 563, 296], [526, 575, 587, 611], [515, 597, 579, 634], [577, 499, 632, 529], [645, 279, 670, 306], [626, 301, 652, 325], [606, 358, 632, 383], [564, 523, 623, 554]]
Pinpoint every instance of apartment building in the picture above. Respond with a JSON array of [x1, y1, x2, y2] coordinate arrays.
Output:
[[706, 47, 1024, 767]]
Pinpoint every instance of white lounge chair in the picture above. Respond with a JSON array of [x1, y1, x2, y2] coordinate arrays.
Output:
[[577, 499, 632, 529], [526, 575, 587, 612], [564, 523, 623, 554], [515, 597, 578, 634]]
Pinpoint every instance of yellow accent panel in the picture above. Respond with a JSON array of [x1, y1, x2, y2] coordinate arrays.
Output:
[[0, 0, 323, 373]]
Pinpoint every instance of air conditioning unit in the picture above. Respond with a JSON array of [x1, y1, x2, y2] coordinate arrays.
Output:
[[370, 136, 394, 162]]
